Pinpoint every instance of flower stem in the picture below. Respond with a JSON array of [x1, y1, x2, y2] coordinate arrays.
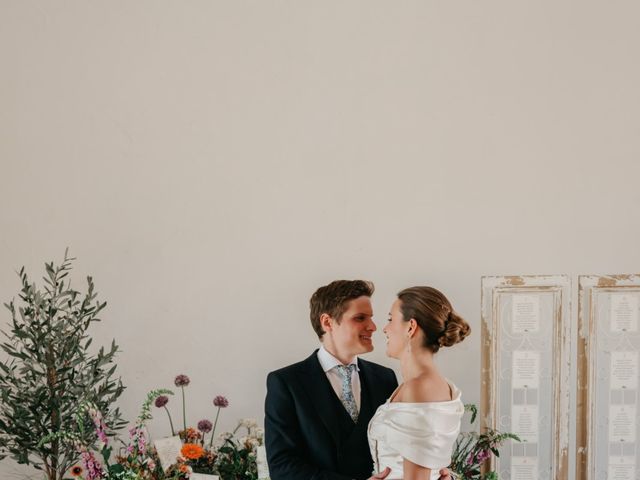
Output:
[[181, 386, 187, 433], [163, 406, 175, 436], [209, 407, 221, 449]]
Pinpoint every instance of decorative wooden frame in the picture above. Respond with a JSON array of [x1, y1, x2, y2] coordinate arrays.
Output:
[[577, 274, 640, 480], [481, 275, 571, 479]]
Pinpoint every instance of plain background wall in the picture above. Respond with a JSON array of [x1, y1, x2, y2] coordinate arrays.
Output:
[[1, 1, 639, 478]]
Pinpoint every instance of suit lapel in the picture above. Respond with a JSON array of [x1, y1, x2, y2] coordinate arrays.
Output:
[[357, 358, 376, 426], [298, 352, 343, 448]]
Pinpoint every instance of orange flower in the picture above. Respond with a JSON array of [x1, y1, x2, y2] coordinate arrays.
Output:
[[179, 464, 190, 473], [70, 466, 83, 477], [181, 443, 204, 460], [179, 427, 202, 442]]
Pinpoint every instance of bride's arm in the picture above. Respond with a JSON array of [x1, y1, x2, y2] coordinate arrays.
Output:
[[402, 458, 431, 480], [403, 459, 452, 480]]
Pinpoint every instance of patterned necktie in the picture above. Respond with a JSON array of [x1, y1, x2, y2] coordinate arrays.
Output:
[[335, 364, 359, 422]]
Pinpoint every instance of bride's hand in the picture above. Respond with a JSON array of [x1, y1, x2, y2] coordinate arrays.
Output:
[[367, 467, 391, 479], [438, 467, 452, 479]]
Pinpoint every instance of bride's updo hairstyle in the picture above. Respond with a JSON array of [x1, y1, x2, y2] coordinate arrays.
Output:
[[397, 286, 470, 352]]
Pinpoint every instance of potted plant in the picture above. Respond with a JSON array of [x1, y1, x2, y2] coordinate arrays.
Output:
[[0, 251, 126, 480]]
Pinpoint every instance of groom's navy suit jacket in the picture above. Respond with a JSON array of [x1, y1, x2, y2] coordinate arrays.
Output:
[[265, 351, 398, 480]]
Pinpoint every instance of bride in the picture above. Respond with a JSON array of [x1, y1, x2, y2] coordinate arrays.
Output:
[[368, 287, 470, 480]]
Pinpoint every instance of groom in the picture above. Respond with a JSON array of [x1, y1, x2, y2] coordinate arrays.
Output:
[[264, 280, 451, 480]]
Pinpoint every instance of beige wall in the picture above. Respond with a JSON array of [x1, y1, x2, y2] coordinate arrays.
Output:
[[1, 1, 639, 477]]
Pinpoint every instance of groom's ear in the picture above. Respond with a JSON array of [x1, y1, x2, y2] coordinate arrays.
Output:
[[320, 313, 333, 334]]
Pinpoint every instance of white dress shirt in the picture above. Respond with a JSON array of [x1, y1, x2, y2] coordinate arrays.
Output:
[[317, 345, 361, 410]]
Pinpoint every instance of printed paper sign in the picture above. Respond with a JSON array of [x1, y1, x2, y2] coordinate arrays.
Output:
[[257, 445, 270, 479], [512, 295, 540, 333], [611, 293, 639, 332], [153, 436, 183, 472], [511, 405, 538, 444], [190, 474, 219, 480], [512, 351, 540, 389], [609, 405, 637, 443], [511, 457, 538, 480], [608, 456, 636, 480], [611, 351, 638, 390]]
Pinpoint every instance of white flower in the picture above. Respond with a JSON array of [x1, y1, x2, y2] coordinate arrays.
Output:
[[239, 434, 261, 450], [239, 418, 258, 429], [254, 427, 264, 440]]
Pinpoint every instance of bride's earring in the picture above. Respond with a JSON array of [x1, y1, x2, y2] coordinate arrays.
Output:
[[405, 332, 412, 354]]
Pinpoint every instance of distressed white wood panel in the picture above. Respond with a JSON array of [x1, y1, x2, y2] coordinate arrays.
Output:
[[481, 275, 571, 480], [577, 275, 640, 480]]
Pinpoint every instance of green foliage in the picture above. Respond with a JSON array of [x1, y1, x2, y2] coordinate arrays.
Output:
[[0, 251, 126, 480], [137, 389, 174, 427], [449, 404, 520, 479], [216, 438, 258, 480]]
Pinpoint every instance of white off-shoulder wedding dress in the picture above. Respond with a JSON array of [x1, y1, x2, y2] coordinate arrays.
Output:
[[367, 382, 464, 480]]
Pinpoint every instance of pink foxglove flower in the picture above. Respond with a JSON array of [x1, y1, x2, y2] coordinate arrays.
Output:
[[80, 449, 104, 480]]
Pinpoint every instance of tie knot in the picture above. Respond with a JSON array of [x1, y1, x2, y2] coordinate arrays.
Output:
[[336, 364, 356, 380]]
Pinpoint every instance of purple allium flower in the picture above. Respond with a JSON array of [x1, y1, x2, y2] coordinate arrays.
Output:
[[155, 395, 169, 408], [197, 419, 213, 433], [174, 374, 190, 387], [213, 395, 229, 408]]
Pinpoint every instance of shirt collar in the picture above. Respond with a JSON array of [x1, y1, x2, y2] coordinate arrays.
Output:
[[317, 345, 359, 373]]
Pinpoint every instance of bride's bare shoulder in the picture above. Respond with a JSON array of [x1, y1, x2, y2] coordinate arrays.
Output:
[[400, 375, 451, 403]]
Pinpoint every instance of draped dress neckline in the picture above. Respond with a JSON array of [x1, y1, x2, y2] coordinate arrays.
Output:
[[367, 381, 464, 480]]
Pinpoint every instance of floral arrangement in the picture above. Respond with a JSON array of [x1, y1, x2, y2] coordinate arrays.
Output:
[[53, 375, 264, 480], [449, 404, 520, 480], [40, 389, 172, 480], [159, 375, 263, 479]]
